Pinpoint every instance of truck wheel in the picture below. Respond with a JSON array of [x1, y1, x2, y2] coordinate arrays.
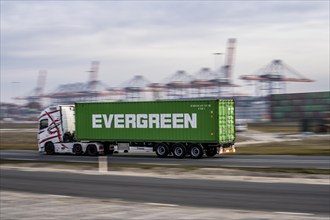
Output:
[[172, 143, 186, 159], [206, 147, 217, 157], [45, 142, 55, 155], [73, 144, 83, 155], [189, 144, 204, 159], [86, 144, 98, 156], [155, 143, 169, 158]]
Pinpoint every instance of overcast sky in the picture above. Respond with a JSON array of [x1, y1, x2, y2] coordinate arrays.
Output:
[[1, 1, 329, 103]]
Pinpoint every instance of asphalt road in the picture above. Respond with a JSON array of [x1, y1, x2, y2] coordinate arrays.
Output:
[[1, 150, 330, 169], [1, 168, 329, 215]]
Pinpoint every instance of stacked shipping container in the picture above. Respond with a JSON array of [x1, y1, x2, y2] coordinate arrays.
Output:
[[270, 91, 330, 122]]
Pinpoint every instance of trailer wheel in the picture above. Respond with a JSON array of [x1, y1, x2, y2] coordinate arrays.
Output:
[[172, 143, 186, 159], [189, 144, 204, 159], [45, 142, 55, 155], [86, 144, 98, 156], [155, 143, 169, 158], [206, 147, 217, 157], [73, 144, 83, 155]]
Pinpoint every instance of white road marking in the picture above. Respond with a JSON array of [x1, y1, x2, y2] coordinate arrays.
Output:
[[275, 211, 314, 216], [47, 194, 72, 198], [139, 163, 180, 166], [145, 202, 179, 207]]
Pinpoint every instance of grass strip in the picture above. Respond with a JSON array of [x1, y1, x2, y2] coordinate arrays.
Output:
[[248, 125, 299, 133], [221, 166, 330, 175], [0, 146, 36, 150], [237, 139, 330, 156]]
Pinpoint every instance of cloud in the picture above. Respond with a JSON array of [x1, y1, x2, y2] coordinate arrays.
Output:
[[1, 1, 329, 102]]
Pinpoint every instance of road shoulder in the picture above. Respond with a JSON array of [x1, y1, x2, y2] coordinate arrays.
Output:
[[1, 164, 329, 185]]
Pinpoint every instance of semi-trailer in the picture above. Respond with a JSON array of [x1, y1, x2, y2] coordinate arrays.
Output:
[[38, 99, 236, 159]]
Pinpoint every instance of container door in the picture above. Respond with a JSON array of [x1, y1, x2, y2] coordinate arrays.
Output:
[[218, 100, 235, 143]]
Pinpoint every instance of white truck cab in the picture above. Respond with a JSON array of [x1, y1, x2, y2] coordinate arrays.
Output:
[[38, 105, 104, 155]]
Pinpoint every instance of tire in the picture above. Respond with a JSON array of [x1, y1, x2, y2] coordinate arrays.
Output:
[[205, 147, 217, 157], [45, 142, 55, 155], [172, 143, 186, 159], [189, 144, 204, 159], [155, 143, 169, 158], [86, 144, 98, 156], [73, 144, 83, 155]]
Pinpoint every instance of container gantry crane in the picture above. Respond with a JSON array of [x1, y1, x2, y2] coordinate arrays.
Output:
[[240, 59, 314, 96]]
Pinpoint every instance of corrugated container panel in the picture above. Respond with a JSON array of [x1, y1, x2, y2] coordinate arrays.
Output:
[[302, 105, 326, 112], [75, 100, 235, 144], [274, 106, 292, 112], [272, 94, 286, 100], [272, 92, 330, 101], [292, 100, 303, 106], [305, 92, 327, 99], [219, 100, 235, 143], [280, 100, 290, 106]]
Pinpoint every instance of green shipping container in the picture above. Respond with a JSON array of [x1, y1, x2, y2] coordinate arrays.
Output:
[[75, 99, 235, 144]]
